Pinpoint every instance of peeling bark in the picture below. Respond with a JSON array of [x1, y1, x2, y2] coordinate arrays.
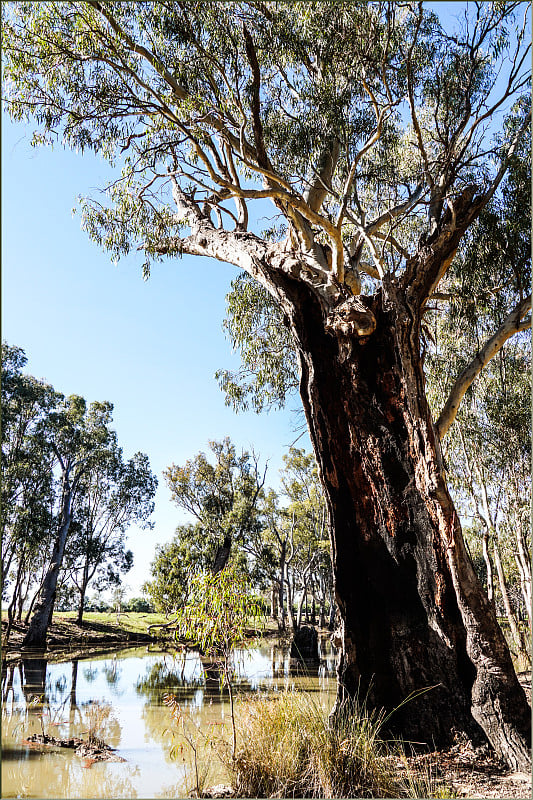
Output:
[[273, 272, 530, 769]]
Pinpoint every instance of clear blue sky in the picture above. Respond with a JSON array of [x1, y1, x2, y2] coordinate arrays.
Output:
[[2, 114, 307, 597]]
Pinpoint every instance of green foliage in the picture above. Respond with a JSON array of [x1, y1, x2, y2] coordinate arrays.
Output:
[[216, 273, 298, 412], [164, 437, 270, 582], [84, 595, 113, 613], [426, 112, 531, 413], [123, 596, 154, 613], [3, 2, 526, 277], [143, 525, 209, 615], [175, 564, 263, 657], [174, 562, 265, 758]]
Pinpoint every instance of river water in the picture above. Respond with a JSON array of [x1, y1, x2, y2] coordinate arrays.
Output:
[[2, 637, 337, 798]]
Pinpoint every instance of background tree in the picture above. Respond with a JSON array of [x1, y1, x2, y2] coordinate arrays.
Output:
[[63, 444, 157, 624], [112, 584, 127, 622], [164, 438, 267, 574], [123, 596, 154, 613], [1, 344, 158, 647], [278, 448, 332, 631], [143, 525, 210, 616], [423, 138, 531, 661], [3, 2, 530, 766], [260, 489, 295, 630], [22, 395, 117, 647], [1, 343, 57, 611]]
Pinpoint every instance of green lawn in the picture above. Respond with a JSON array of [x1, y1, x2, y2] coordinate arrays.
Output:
[[54, 610, 171, 635]]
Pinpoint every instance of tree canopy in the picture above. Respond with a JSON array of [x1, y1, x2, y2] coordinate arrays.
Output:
[[3, 3, 529, 294]]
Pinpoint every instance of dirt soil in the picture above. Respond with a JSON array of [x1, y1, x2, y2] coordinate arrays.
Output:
[[2, 618, 153, 663], [402, 671, 532, 799], [399, 739, 531, 798]]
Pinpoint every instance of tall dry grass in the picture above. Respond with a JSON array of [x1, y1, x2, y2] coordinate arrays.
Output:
[[229, 691, 451, 798]]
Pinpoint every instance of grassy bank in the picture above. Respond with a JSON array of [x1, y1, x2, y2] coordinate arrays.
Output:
[[1, 611, 172, 660], [1, 611, 280, 660], [54, 610, 169, 635]]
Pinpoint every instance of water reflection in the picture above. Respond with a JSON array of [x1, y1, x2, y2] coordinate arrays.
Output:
[[2, 636, 337, 798]]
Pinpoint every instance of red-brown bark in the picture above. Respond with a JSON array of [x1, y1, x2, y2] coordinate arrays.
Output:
[[278, 274, 530, 768]]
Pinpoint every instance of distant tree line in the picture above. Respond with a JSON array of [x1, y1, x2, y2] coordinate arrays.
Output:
[[1, 342, 158, 646], [144, 438, 335, 633]]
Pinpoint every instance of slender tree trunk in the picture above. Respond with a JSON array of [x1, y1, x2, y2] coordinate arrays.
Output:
[[76, 584, 86, 625], [285, 576, 296, 630], [482, 529, 495, 606], [16, 590, 25, 622], [24, 581, 42, 625], [76, 566, 90, 625], [1, 544, 16, 595], [296, 587, 306, 629], [282, 277, 530, 769], [328, 588, 336, 631], [311, 583, 317, 625], [5, 556, 26, 644], [270, 582, 278, 620], [514, 528, 532, 630], [5, 594, 16, 645], [318, 575, 326, 628], [22, 479, 74, 648], [278, 543, 286, 630], [493, 539, 528, 658], [17, 565, 34, 622]]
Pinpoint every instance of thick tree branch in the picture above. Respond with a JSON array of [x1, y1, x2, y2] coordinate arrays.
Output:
[[303, 139, 340, 213], [242, 23, 270, 171], [436, 295, 532, 440]]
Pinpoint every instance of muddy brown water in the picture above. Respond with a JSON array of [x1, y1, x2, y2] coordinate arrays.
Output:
[[2, 637, 337, 798]]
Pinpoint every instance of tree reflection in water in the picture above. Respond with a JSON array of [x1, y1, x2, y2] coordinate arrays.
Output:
[[2, 639, 337, 798], [102, 657, 124, 697], [1, 654, 138, 800]]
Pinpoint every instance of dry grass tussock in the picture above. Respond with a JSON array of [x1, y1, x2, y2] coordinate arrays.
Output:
[[229, 691, 452, 798]]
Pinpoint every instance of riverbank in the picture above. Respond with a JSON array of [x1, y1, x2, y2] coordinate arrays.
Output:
[[1, 612, 162, 663], [1, 611, 281, 663]]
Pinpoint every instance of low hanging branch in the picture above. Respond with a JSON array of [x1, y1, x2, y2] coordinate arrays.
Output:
[[436, 294, 532, 440]]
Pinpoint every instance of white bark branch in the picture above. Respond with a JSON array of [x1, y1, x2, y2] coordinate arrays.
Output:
[[477, 110, 531, 211], [436, 294, 532, 440]]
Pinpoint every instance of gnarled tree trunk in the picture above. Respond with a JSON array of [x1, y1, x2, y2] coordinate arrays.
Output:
[[279, 274, 531, 769]]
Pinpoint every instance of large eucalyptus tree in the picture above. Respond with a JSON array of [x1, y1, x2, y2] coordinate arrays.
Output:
[[3, 1, 530, 767]]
